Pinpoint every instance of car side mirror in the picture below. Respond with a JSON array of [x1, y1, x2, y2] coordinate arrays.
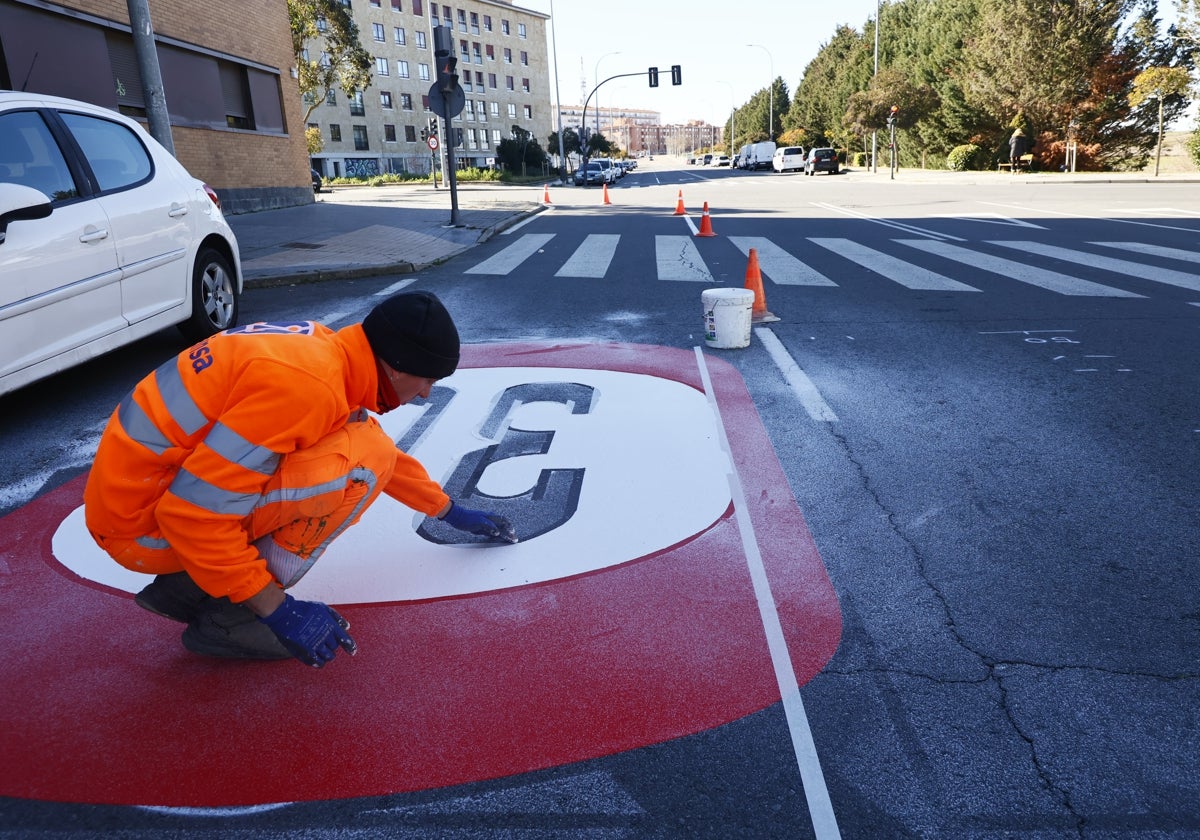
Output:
[[0, 183, 53, 245]]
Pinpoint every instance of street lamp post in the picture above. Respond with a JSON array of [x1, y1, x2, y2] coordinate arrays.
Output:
[[549, 0, 566, 181], [746, 44, 774, 140], [872, 0, 880, 173], [594, 51, 622, 141]]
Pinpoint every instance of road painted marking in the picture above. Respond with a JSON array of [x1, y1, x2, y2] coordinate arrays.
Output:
[[695, 346, 841, 840], [375, 278, 418, 295], [755, 328, 839, 422], [555, 234, 619, 278], [811, 202, 964, 241], [729, 237, 837, 286], [1094, 241, 1200, 265], [978, 201, 1200, 234], [933, 212, 1046, 229], [501, 208, 550, 235], [465, 233, 555, 274], [991, 241, 1200, 292], [899, 240, 1142, 297], [655, 235, 713, 282], [810, 238, 979, 291]]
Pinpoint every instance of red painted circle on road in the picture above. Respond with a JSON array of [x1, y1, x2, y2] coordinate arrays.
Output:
[[0, 342, 841, 806]]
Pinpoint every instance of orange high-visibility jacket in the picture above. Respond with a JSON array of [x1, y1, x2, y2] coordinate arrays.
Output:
[[84, 321, 450, 602]]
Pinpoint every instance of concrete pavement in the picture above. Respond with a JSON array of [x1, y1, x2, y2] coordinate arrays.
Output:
[[226, 180, 547, 287]]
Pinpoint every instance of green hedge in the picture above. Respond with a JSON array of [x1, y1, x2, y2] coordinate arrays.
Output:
[[946, 143, 986, 171]]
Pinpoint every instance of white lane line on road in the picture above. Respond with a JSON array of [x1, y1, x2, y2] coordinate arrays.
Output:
[[683, 213, 699, 236], [728, 237, 838, 286], [811, 202, 965, 242], [809, 238, 979, 292], [502, 207, 551, 235], [695, 346, 841, 840], [464, 233, 555, 275], [898, 240, 1141, 297], [977, 201, 1200, 234], [655, 235, 712, 282], [755, 328, 839, 422], [555, 234, 619, 278], [374, 278, 418, 295], [991, 241, 1200, 292]]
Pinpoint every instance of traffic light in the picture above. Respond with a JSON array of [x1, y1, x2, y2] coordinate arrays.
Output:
[[437, 54, 459, 95], [429, 117, 439, 135], [648, 66, 659, 88], [670, 64, 682, 86], [886, 105, 898, 127], [421, 128, 428, 141]]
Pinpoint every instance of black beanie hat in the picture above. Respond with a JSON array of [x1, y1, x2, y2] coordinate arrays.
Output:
[[361, 291, 460, 379]]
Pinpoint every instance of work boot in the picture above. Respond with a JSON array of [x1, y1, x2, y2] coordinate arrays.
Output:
[[181, 600, 292, 661], [135, 572, 213, 623]]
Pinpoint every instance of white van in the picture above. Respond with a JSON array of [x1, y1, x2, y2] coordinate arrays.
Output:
[[742, 141, 777, 170], [772, 146, 805, 173]]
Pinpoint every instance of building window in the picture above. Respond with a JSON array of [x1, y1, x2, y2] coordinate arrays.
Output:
[[468, 128, 477, 148], [483, 15, 492, 31], [475, 71, 484, 87], [430, 4, 439, 22], [401, 92, 413, 110], [384, 123, 397, 141], [330, 123, 342, 141], [394, 26, 406, 45], [505, 76, 514, 91], [325, 89, 337, 105], [397, 60, 409, 78], [463, 76, 473, 92], [523, 104, 532, 119], [350, 92, 365, 116], [507, 103, 515, 117], [460, 40, 469, 61], [416, 31, 427, 49], [372, 23, 385, 41], [486, 44, 494, 61], [464, 100, 474, 120], [490, 101, 499, 116], [405, 124, 417, 141], [317, 16, 328, 32], [518, 23, 527, 38], [470, 12, 479, 34], [473, 43, 482, 64], [381, 91, 393, 108], [457, 9, 467, 31], [419, 63, 430, 81], [412, 0, 422, 14], [520, 51, 528, 66], [488, 73, 497, 89], [376, 57, 389, 76], [391, 0, 402, 10], [370, 0, 381, 6], [503, 48, 512, 64], [492, 129, 501, 144], [521, 77, 529, 93], [477, 100, 487, 121], [353, 124, 369, 150], [501, 19, 509, 35]]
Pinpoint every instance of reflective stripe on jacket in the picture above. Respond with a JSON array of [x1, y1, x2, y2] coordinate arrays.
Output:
[[84, 321, 449, 602]]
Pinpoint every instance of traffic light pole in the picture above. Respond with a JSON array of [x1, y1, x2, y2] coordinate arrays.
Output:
[[580, 66, 680, 186], [444, 114, 460, 226]]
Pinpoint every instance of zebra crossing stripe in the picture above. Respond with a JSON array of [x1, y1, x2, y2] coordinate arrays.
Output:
[[898, 240, 1141, 298], [1094, 241, 1200, 265], [728, 237, 837, 286], [655, 235, 713, 282], [992, 241, 1200, 293], [556, 234, 620, 278], [809, 238, 978, 291], [465, 233, 555, 275]]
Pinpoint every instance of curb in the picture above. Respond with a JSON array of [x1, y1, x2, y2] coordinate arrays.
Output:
[[241, 203, 545, 289]]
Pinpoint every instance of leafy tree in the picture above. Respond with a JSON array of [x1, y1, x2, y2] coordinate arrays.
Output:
[[290, 0, 374, 124], [305, 125, 323, 156], [786, 25, 874, 148], [497, 126, 548, 174], [547, 127, 582, 158], [1129, 65, 1192, 173]]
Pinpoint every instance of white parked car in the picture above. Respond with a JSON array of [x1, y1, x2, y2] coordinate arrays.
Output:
[[772, 146, 806, 173], [0, 91, 242, 397], [710, 155, 730, 167]]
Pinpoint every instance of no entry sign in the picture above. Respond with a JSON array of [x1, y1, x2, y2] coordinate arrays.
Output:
[[0, 342, 841, 807]]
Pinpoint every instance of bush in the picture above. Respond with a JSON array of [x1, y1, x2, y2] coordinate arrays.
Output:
[[1188, 125, 1200, 170], [852, 151, 869, 167], [946, 143, 984, 171]]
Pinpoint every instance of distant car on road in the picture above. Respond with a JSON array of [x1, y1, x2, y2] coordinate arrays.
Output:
[[311, 168, 323, 192], [711, 155, 730, 167], [805, 147, 841, 175], [0, 91, 242, 397], [574, 162, 606, 185]]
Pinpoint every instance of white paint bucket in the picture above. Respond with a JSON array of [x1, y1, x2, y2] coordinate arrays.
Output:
[[702, 288, 755, 349]]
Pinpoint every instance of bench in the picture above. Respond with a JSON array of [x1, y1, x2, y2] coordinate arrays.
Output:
[[998, 154, 1034, 172]]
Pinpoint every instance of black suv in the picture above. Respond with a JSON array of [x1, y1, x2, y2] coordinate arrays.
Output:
[[805, 148, 840, 176]]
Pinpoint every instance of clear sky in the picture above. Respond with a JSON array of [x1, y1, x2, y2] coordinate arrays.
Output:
[[517, 0, 886, 125]]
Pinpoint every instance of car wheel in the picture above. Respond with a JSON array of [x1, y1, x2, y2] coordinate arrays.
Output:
[[179, 246, 239, 342]]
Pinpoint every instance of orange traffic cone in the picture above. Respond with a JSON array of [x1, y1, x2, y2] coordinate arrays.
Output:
[[602, 182, 612, 205], [744, 248, 779, 322], [542, 184, 551, 204], [673, 189, 687, 216], [696, 201, 716, 237]]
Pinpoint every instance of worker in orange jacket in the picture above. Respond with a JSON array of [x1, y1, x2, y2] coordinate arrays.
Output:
[[84, 291, 515, 667]]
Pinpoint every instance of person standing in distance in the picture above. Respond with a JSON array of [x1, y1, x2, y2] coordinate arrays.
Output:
[[84, 291, 515, 668]]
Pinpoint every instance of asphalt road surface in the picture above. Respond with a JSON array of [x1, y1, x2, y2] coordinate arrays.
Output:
[[2, 166, 1198, 838]]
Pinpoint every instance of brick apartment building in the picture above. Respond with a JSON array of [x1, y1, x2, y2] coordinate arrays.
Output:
[[0, 0, 311, 212], [306, 0, 551, 179]]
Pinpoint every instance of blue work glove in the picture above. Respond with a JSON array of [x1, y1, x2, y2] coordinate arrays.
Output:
[[259, 594, 357, 668], [440, 502, 518, 544]]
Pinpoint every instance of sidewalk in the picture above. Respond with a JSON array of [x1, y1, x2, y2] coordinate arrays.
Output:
[[226, 181, 546, 288]]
